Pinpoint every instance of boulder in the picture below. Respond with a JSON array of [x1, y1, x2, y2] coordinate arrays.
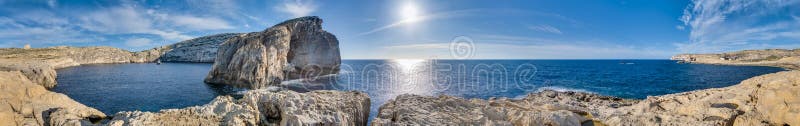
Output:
[[205, 16, 340, 89]]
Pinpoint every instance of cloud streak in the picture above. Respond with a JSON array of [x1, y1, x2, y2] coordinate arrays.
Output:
[[527, 25, 562, 34], [358, 9, 478, 36], [275, 0, 318, 18], [679, 0, 800, 53]]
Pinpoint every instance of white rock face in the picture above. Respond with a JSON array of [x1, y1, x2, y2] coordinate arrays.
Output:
[[156, 33, 241, 63], [107, 90, 370, 126], [205, 16, 341, 89]]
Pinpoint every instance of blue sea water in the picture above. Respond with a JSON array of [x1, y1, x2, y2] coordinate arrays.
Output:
[[53, 60, 785, 119]]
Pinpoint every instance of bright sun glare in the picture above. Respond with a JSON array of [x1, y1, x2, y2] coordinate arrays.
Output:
[[393, 59, 425, 72], [399, 1, 421, 23]]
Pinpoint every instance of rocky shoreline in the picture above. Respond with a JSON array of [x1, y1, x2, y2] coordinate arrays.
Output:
[[372, 70, 799, 125], [1, 16, 798, 126]]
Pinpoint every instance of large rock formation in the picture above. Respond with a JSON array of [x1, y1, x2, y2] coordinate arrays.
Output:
[[374, 70, 800, 126], [672, 49, 800, 70], [107, 90, 370, 126], [205, 16, 341, 89]]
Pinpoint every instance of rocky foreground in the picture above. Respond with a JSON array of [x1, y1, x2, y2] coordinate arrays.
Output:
[[372, 71, 799, 126], [107, 90, 369, 126]]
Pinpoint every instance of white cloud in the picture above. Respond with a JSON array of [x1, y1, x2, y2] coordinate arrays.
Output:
[[77, 5, 241, 41], [172, 16, 234, 30], [527, 25, 562, 34], [79, 6, 155, 33], [679, 0, 800, 53], [275, 0, 318, 18], [125, 38, 153, 47], [675, 25, 685, 30]]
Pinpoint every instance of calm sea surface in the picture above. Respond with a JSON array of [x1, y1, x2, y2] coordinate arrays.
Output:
[[53, 60, 785, 119]]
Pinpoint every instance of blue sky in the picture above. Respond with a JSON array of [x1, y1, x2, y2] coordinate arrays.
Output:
[[0, 0, 798, 59]]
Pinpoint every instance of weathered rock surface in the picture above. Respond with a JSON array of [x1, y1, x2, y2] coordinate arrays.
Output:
[[150, 33, 241, 62], [603, 70, 800, 126], [372, 90, 635, 126], [0, 71, 106, 126], [375, 71, 800, 126], [672, 49, 800, 70], [205, 16, 341, 89], [107, 90, 370, 126]]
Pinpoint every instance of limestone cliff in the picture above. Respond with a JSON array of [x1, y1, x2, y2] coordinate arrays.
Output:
[[672, 49, 800, 70], [146, 33, 241, 63], [107, 90, 370, 126], [205, 16, 341, 89]]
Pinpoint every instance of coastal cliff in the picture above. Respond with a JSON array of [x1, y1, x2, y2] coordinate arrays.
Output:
[[205, 16, 341, 89], [147, 33, 242, 63], [0, 47, 160, 88], [672, 49, 800, 70]]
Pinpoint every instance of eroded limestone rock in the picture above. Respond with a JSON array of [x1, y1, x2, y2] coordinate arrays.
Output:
[[154, 33, 242, 63], [205, 16, 341, 89], [372, 90, 635, 126], [603, 70, 800, 126], [0, 71, 106, 126], [107, 90, 370, 126]]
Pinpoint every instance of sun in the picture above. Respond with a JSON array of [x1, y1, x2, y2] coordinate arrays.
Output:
[[399, 1, 421, 23]]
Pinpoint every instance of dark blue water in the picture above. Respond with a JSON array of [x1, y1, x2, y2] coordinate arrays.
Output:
[[52, 63, 244, 115], [54, 60, 784, 118]]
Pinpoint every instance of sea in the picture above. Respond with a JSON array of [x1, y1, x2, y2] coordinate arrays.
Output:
[[52, 60, 785, 120]]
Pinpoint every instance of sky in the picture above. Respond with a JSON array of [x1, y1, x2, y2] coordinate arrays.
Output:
[[0, 0, 798, 59]]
